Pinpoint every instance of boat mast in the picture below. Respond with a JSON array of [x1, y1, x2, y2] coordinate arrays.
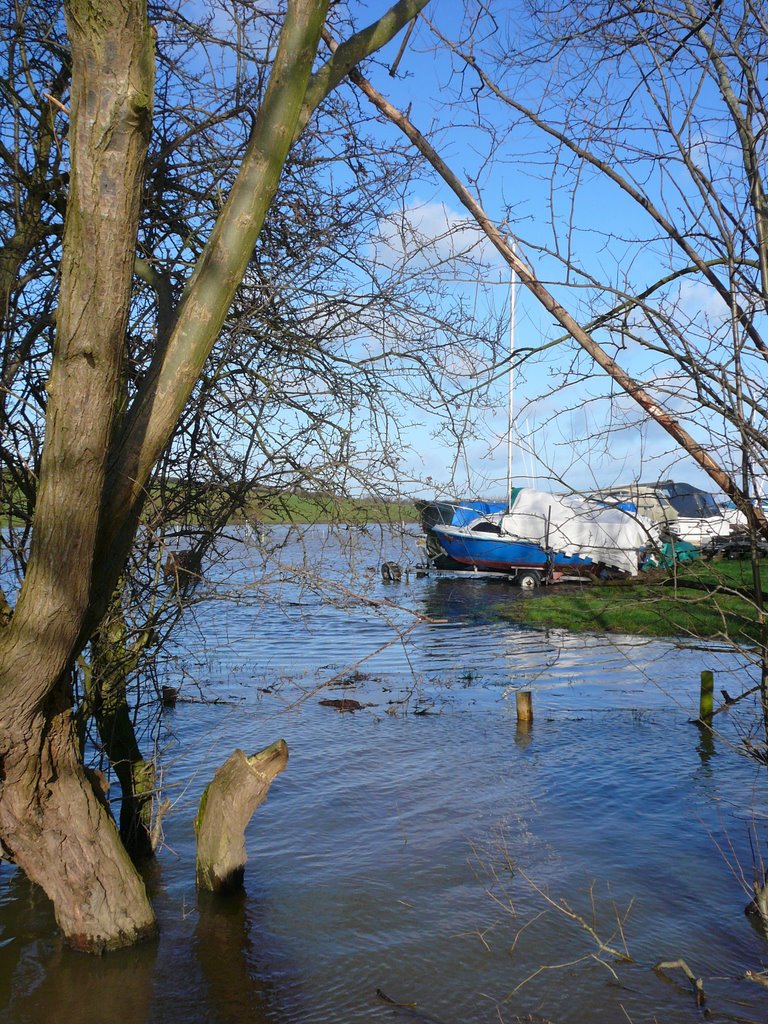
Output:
[[506, 247, 517, 509]]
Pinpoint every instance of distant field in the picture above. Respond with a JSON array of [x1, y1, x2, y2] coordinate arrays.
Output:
[[1, 476, 419, 528], [244, 492, 419, 525]]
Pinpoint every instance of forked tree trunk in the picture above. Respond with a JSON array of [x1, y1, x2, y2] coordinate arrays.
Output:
[[0, 0, 428, 953]]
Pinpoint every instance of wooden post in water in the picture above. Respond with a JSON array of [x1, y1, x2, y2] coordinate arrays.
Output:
[[516, 691, 533, 723], [699, 670, 714, 725]]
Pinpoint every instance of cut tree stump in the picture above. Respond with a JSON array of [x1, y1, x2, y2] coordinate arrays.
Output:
[[195, 739, 288, 893]]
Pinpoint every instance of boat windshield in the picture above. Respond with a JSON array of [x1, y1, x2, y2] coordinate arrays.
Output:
[[661, 484, 720, 518]]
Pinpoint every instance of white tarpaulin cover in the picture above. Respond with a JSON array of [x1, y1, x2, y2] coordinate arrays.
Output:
[[500, 488, 653, 574]]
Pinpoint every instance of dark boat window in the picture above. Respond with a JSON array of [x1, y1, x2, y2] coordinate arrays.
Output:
[[471, 521, 502, 535], [417, 501, 461, 530], [661, 484, 720, 518]]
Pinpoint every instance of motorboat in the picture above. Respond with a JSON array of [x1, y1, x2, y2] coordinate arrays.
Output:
[[587, 480, 745, 547]]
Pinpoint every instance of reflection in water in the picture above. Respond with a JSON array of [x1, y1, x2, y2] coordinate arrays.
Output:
[[195, 891, 282, 1024], [695, 721, 717, 767], [0, 871, 156, 1024], [514, 719, 534, 749], [2, 526, 768, 1024]]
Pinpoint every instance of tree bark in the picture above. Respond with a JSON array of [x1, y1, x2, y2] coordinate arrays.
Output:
[[0, 0, 157, 949], [90, 609, 156, 862], [0, 685, 156, 952], [195, 740, 288, 893]]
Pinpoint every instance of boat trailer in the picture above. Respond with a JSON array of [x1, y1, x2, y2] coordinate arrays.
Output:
[[380, 559, 589, 588]]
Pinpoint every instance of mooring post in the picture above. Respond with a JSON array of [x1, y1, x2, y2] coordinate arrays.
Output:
[[699, 670, 714, 724], [516, 690, 533, 723]]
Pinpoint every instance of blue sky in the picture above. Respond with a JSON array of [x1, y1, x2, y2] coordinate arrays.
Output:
[[173, 2, 763, 504], [340, 2, 763, 501]]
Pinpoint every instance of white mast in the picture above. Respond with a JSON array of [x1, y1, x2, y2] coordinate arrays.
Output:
[[506, 248, 517, 508]]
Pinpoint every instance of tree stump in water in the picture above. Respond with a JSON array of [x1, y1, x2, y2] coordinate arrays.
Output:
[[195, 739, 288, 893]]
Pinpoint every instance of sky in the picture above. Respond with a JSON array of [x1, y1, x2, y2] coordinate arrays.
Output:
[[337, 1, 765, 502], [175, 1, 764, 504]]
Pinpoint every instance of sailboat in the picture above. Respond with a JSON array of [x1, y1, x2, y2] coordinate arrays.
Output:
[[423, 487, 651, 584], [417, 258, 653, 585]]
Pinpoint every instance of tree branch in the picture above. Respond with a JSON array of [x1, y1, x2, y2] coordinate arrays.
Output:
[[337, 51, 768, 540]]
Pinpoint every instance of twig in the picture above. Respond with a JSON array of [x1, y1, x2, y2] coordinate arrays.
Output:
[[375, 988, 451, 1024], [711, 681, 762, 717], [506, 909, 549, 957], [610, 892, 633, 959], [389, 17, 416, 76], [151, 796, 172, 852], [655, 959, 706, 1006], [507, 954, 595, 997], [44, 92, 70, 115], [283, 629, 422, 710], [589, 952, 620, 982], [515, 866, 633, 961]]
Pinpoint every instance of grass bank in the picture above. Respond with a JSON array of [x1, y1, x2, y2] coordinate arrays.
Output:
[[1, 470, 419, 528], [246, 492, 418, 525], [499, 558, 768, 644]]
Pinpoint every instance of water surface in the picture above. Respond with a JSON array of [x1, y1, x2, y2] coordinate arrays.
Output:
[[2, 525, 768, 1023]]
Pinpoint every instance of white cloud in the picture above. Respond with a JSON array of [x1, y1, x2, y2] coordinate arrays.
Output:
[[677, 278, 727, 321], [371, 199, 504, 277]]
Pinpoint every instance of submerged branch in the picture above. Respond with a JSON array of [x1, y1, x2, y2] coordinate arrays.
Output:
[[655, 959, 706, 1007]]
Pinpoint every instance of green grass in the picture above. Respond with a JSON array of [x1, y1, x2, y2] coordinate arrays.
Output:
[[243, 492, 418, 525], [499, 558, 768, 644], [1, 478, 418, 529]]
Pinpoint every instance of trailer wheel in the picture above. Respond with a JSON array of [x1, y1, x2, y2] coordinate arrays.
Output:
[[516, 569, 541, 590]]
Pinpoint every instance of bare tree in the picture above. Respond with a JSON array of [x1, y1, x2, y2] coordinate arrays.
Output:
[[311, 2, 768, 731], [423, 1, 768, 509], [0, 0, 442, 952]]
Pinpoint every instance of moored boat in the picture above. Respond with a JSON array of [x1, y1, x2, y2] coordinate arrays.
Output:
[[419, 488, 654, 585], [587, 480, 745, 547]]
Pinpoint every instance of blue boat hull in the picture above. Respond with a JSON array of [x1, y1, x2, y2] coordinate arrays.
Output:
[[430, 525, 595, 574]]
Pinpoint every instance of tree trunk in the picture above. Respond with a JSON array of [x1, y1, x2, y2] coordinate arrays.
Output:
[[0, 0, 428, 952], [0, 0, 157, 949], [94, 0, 429, 585], [90, 610, 156, 862], [195, 740, 288, 893], [0, 684, 156, 952]]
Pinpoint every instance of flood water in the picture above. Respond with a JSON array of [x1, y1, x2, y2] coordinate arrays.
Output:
[[2, 524, 768, 1023]]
